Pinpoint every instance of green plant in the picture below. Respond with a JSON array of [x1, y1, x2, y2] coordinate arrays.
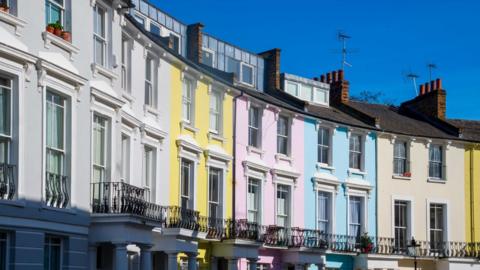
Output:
[[359, 233, 374, 253], [52, 20, 63, 30]]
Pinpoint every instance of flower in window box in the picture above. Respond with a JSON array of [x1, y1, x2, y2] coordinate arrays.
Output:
[[359, 233, 374, 253], [61, 31, 72, 42], [0, 2, 9, 13], [403, 172, 412, 177]]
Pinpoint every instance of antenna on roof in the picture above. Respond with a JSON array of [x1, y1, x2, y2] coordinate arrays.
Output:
[[337, 31, 354, 70], [406, 72, 420, 96], [427, 62, 437, 81]]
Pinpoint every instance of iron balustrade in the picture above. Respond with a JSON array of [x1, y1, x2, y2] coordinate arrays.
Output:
[[45, 172, 69, 208], [91, 182, 147, 215], [0, 163, 15, 200]]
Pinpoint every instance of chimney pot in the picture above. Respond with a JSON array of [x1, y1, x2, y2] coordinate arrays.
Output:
[[338, 69, 344, 81], [436, 78, 442, 90], [420, 84, 425, 95], [430, 80, 436, 91], [425, 83, 430, 93], [332, 71, 338, 82], [320, 75, 326, 82], [327, 73, 332, 83]]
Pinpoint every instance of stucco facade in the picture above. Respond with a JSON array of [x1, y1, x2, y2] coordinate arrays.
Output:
[[465, 145, 480, 243]]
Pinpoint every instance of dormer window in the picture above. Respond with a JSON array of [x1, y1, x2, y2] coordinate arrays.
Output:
[[301, 85, 313, 101], [170, 33, 180, 53], [150, 22, 160, 36], [240, 63, 254, 86], [286, 81, 299, 96], [314, 87, 329, 105], [202, 48, 215, 67]]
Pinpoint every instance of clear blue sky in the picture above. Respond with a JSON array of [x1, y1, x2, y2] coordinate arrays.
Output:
[[152, 0, 480, 120]]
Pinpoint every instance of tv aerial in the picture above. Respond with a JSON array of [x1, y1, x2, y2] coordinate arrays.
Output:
[[402, 69, 420, 96], [427, 63, 437, 81], [331, 31, 357, 71]]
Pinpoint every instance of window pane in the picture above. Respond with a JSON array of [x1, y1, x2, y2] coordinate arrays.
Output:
[[286, 82, 298, 96], [150, 23, 160, 36], [301, 85, 313, 101], [314, 88, 327, 104], [241, 64, 253, 85], [202, 50, 214, 67], [0, 84, 11, 136]]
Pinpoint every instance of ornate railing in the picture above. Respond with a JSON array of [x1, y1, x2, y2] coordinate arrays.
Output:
[[0, 163, 15, 200], [45, 172, 69, 208]]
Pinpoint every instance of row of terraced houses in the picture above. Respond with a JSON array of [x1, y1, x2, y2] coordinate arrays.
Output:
[[0, 0, 479, 270]]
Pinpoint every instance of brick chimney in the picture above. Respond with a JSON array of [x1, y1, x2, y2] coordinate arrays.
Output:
[[186, 23, 204, 63], [259, 48, 281, 90], [401, 78, 446, 120], [320, 69, 349, 104]]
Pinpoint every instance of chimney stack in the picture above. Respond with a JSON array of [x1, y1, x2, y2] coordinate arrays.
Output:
[[403, 78, 446, 119], [186, 23, 204, 63], [320, 69, 349, 104], [259, 48, 281, 90]]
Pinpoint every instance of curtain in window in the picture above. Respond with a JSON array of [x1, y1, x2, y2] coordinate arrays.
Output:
[[209, 93, 220, 132], [92, 116, 106, 183], [429, 146, 443, 178], [394, 142, 407, 174], [181, 160, 192, 209], [247, 179, 259, 223], [0, 83, 10, 164], [349, 197, 361, 237], [46, 93, 64, 175]]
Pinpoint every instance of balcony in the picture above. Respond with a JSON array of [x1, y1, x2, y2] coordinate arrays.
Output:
[[0, 163, 15, 200], [45, 172, 69, 208]]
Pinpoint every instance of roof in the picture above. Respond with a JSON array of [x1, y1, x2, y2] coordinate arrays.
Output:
[[348, 101, 458, 140], [448, 119, 480, 142]]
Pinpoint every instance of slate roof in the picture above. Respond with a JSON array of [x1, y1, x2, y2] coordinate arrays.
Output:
[[448, 119, 480, 142], [348, 101, 458, 140]]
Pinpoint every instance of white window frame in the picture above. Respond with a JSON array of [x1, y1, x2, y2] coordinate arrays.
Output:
[[428, 144, 445, 180], [347, 192, 368, 237], [202, 47, 216, 67], [143, 145, 156, 202], [313, 87, 329, 105], [285, 81, 300, 97], [390, 196, 414, 250], [180, 158, 194, 210], [46, 0, 65, 26], [207, 166, 223, 220], [301, 84, 313, 102], [121, 36, 131, 93], [275, 182, 292, 228], [209, 90, 222, 134], [149, 21, 161, 36], [247, 177, 262, 224], [427, 200, 449, 247], [240, 62, 255, 87], [169, 32, 181, 54], [393, 200, 410, 250], [393, 140, 409, 176], [120, 133, 130, 183], [182, 76, 195, 124], [317, 127, 331, 166], [93, 3, 108, 67], [316, 190, 333, 234], [0, 76, 12, 164], [276, 115, 290, 156], [349, 133, 365, 171], [248, 104, 262, 149], [144, 54, 157, 108], [91, 113, 109, 183]]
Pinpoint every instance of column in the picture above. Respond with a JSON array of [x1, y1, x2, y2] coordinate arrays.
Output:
[[210, 257, 218, 270], [166, 252, 179, 270], [114, 243, 129, 270], [247, 258, 259, 270], [89, 245, 97, 270], [227, 257, 238, 270], [140, 245, 153, 270], [187, 252, 198, 270]]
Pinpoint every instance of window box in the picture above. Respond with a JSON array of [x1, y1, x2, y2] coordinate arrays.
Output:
[[42, 31, 79, 60], [402, 172, 411, 177]]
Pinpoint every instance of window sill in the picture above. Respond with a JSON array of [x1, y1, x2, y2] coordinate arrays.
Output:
[[427, 178, 446, 184], [347, 168, 367, 177], [0, 199, 26, 208], [180, 120, 199, 135], [316, 163, 335, 172], [91, 63, 117, 81], [41, 205, 77, 215], [144, 105, 159, 116], [42, 31, 78, 60], [275, 153, 293, 164], [122, 91, 134, 103], [0, 10, 26, 36], [247, 145, 265, 158], [392, 175, 411, 181], [208, 131, 226, 143]]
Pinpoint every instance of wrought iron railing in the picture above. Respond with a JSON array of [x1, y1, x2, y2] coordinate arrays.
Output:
[[91, 182, 147, 215], [0, 163, 15, 200], [45, 172, 69, 208]]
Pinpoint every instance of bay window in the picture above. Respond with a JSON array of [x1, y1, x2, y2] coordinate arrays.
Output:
[[349, 134, 362, 170], [93, 4, 107, 66], [180, 159, 193, 209], [45, 91, 69, 208], [317, 127, 330, 164], [276, 184, 290, 227], [429, 145, 444, 179], [394, 141, 408, 175], [247, 178, 260, 223], [349, 196, 363, 237], [44, 235, 62, 270], [277, 115, 289, 155], [92, 115, 108, 183], [209, 91, 222, 134], [317, 191, 331, 233], [208, 168, 223, 221], [248, 106, 261, 148]]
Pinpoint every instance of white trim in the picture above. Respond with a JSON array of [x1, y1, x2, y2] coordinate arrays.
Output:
[[315, 188, 336, 234], [346, 190, 369, 236], [274, 181, 293, 228], [390, 195, 415, 242], [0, 10, 27, 36], [239, 62, 255, 87], [42, 31, 79, 61], [426, 198, 450, 242]]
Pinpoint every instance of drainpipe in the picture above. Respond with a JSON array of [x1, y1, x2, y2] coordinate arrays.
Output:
[[470, 147, 476, 242], [231, 90, 244, 222]]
